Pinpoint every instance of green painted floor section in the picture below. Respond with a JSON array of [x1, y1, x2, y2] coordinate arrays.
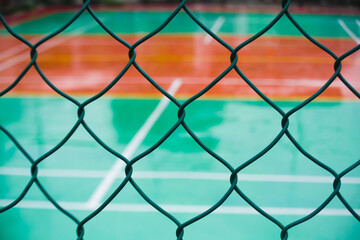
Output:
[[0, 97, 359, 239], [1, 10, 359, 38], [1, 98, 360, 173], [0, 209, 359, 240]]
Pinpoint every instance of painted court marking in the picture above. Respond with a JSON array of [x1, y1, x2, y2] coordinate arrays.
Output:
[[86, 78, 183, 208], [204, 16, 225, 44], [0, 199, 358, 216], [0, 23, 101, 72], [2, 76, 357, 88], [338, 19, 360, 44], [1, 167, 360, 184], [0, 37, 42, 62], [356, 19, 360, 28]]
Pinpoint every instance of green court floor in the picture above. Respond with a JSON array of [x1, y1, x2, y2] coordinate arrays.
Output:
[[0, 97, 359, 239], [1, 6, 360, 240], [1, 10, 360, 37]]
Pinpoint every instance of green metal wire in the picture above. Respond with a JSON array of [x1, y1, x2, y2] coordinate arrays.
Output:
[[0, 0, 359, 239]]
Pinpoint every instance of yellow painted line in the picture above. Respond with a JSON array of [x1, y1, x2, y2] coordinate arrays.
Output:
[[33, 53, 358, 64]]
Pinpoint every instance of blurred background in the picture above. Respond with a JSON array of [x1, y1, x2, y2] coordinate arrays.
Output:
[[1, 0, 360, 15]]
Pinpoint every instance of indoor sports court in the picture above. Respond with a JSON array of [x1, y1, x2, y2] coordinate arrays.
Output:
[[0, 0, 359, 239]]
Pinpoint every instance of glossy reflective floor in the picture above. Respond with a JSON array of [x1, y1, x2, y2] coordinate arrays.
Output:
[[0, 6, 359, 240]]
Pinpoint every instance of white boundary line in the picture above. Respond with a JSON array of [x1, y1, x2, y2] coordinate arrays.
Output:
[[337, 19, 360, 44], [1, 167, 359, 184], [0, 23, 99, 72], [0, 37, 43, 62], [86, 78, 182, 208], [0, 199, 358, 216], [356, 19, 360, 29], [204, 16, 225, 45]]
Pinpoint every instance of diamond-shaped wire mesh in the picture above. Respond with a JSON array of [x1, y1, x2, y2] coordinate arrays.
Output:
[[0, 0, 359, 239]]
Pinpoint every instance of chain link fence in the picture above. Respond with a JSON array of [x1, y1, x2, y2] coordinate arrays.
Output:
[[0, 0, 359, 239]]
